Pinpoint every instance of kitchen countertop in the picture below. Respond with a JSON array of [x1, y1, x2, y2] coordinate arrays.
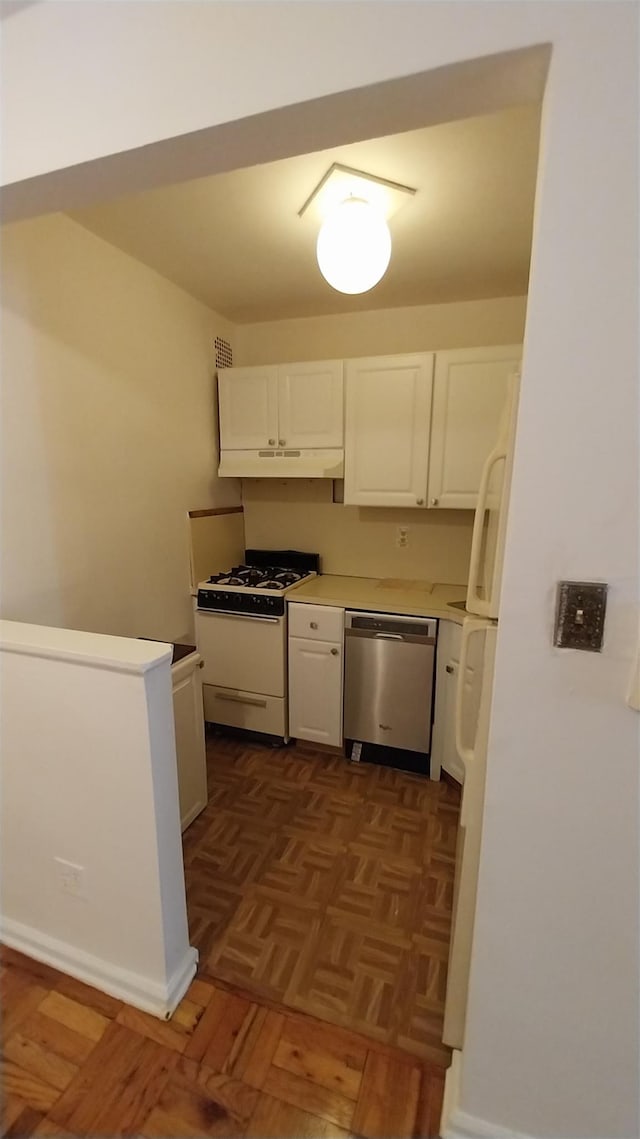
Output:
[[287, 575, 468, 622]]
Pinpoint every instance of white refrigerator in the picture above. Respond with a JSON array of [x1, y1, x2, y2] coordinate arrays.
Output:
[[442, 369, 521, 1050]]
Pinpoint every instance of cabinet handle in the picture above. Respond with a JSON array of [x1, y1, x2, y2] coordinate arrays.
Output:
[[310, 621, 318, 629], [445, 664, 454, 674], [268, 438, 276, 446], [430, 497, 439, 506], [279, 439, 286, 446], [215, 692, 267, 708], [330, 648, 339, 656], [416, 497, 424, 506], [198, 660, 205, 669]]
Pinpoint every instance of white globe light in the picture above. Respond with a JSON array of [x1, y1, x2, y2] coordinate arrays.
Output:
[[316, 197, 391, 294]]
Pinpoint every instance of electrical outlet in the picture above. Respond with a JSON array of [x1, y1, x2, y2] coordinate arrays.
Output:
[[55, 857, 87, 899], [396, 525, 409, 549]]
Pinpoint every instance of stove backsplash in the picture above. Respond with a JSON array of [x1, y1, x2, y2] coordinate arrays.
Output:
[[245, 549, 320, 574], [240, 480, 473, 585]]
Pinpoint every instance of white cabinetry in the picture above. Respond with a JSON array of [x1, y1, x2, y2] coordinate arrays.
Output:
[[217, 347, 521, 499], [431, 619, 485, 783], [288, 603, 344, 747], [344, 353, 434, 507], [427, 345, 521, 509], [218, 361, 344, 476], [277, 361, 344, 448], [430, 621, 464, 783], [171, 650, 208, 831], [218, 366, 279, 450]]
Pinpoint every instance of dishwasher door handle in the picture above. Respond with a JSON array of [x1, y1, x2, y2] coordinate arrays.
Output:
[[374, 632, 404, 641]]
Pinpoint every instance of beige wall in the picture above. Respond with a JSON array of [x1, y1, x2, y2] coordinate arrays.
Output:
[[0, 214, 240, 642], [234, 295, 527, 365], [242, 480, 473, 584]]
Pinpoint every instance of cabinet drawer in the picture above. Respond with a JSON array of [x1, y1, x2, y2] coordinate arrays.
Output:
[[288, 603, 344, 642], [203, 684, 285, 736]]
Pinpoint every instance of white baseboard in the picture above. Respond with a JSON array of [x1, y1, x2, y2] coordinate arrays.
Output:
[[441, 1051, 533, 1139], [181, 799, 207, 834], [1, 916, 198, 1020]]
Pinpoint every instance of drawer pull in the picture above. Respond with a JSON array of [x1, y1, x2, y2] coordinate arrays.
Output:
[[215, 692, 268, 708], [310, 621, 319, 629], [331, 648, 339, 656]]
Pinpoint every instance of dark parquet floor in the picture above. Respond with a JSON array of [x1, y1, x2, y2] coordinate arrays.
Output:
[[185, 731, 461, 1067]]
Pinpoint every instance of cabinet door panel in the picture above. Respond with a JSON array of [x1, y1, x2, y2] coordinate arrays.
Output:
[[428, 346, 521, 509], [344, 354, 434, 507], [288, 637, 343, 747], [431, 621, 464, 782], [218, 366, 278, 450], [172, 656, 208, 832], [277, 360, 344, 448]]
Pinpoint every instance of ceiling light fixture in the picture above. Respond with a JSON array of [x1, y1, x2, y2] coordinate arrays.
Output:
[[316, 197, 391, 295], [299, 163, 417, 296]]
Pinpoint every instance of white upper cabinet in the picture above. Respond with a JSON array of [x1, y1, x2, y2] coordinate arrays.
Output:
[[344, 353, 434, 507], [217, 362, 344, 477], [218, 366, 278, 450], [277, 360, 344, 449], [427, 345, 522, 509]]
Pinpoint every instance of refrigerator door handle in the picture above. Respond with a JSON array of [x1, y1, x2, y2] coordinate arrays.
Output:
[[466, 445, 506, 618], [455, 619, 493, 784]]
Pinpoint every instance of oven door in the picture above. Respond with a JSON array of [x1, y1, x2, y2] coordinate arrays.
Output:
[[195, 609, 286, 697]]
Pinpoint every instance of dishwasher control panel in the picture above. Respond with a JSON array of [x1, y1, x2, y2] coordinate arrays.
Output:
[[345, 611, 438, 642]]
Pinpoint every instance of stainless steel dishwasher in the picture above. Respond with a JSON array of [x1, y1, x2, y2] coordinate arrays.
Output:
[[344, 611, 438, 753]]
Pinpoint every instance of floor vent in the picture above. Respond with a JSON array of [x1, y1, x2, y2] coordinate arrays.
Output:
[[215, 336, 233, 369]]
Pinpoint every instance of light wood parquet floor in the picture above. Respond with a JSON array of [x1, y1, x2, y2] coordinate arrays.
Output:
[[186, 731, 461, 1068], [1, 944, 446, 1138]]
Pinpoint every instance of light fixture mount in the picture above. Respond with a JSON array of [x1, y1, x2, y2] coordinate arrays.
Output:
[[298, 163, 417, 224]]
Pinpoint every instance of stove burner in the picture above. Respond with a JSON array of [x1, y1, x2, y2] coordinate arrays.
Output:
[[207, 564, 306, 590]]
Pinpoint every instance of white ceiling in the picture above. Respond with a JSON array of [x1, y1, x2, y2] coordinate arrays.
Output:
[[70, 103, 541, 325]]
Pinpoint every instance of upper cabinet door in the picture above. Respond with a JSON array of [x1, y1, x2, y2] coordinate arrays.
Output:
[[427, 346, 522, 509], [277, 361, 344, 449], [218, 366, 279, 450], [344, 354, 434, 507]]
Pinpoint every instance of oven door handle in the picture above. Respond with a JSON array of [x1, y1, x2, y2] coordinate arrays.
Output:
[[197, 609, 280, 623]]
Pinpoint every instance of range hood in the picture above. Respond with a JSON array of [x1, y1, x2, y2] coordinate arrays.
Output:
[[218, 448, 344, 479]]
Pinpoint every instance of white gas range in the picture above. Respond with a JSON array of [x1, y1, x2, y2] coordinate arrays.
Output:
[[195, 549, 319, 742]]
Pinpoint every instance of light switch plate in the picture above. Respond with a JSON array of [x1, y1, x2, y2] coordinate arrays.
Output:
[[554, 581, 608, 651]]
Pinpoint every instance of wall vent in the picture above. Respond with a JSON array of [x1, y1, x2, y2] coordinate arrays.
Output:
[[215, 336, 233, 369]]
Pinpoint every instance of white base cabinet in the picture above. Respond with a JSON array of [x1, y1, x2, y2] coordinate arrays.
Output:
[[171, 651, 208, 832], [288, 604, 344, 747]]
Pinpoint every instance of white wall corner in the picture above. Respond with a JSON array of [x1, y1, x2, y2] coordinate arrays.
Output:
[[1, 917, 198, 1019], [441, 1052, 535, 1139]]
